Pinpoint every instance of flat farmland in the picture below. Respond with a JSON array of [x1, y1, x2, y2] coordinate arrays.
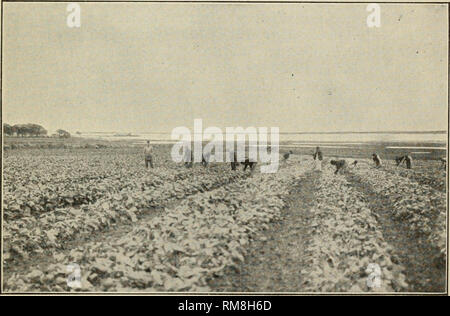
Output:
[[2, 144, 447, 292]]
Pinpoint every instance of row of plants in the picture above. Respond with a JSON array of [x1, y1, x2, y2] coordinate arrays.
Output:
[[380, 160, 446, 192], [300, 167, 408, 292], [3, 150, 203, 221], [351, 162, 446, 268], [4, 164, 309, 292], [3, 167, 248, 265]]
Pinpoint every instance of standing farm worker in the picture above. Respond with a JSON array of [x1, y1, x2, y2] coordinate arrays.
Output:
[[202, 151, 211, 167], [313, 146, 323, 171], [230, 151, 238, 171], [372, 153, 382, 168], [144, 140, 154, 169]]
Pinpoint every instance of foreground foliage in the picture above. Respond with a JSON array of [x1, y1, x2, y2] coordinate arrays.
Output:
[[351, 161, 446, 268], [2, 149, 446, 292], [4, 165, 308, 292], [301, 167, 408, 292]]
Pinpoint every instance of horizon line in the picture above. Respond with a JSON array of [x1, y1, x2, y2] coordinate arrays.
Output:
[[80, 130, 448, 135]]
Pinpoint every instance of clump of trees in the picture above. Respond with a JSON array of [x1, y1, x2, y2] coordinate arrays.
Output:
[[55, 129, 71, 138], [3, 123, 47, 137], [3, 123, 73, 138]]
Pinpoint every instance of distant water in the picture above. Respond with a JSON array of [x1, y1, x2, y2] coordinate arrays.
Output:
[[80, 131, 447, 145], [385, 146, 446, 150]]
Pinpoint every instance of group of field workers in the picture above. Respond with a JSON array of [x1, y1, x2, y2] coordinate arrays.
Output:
[[142, 140, 257, 171], [313, 146, 415, 175], [143, 140, 416, 173]]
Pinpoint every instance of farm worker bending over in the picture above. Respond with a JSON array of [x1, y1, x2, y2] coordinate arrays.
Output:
[[283, 150, 293, 161], [396, 154, 413, 169], [372, 153, 382, 168], [241, 158, 257, 171], [395, 155, 405, 166], [144, 140, 154, 169], [313, 147, 323, 171], [330, 159, 347, 174]]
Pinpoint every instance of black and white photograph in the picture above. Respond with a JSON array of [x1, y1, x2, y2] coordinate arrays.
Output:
[[1, 1, 448, 296]]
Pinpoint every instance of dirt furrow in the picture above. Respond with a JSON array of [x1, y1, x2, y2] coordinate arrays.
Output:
[[209, 171, 318, 292]]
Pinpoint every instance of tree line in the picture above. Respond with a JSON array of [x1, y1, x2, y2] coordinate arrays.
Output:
[[3, 123, 71, 138]]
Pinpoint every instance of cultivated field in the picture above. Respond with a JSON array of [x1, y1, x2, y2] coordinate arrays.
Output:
[[2, 145, 447, 292]]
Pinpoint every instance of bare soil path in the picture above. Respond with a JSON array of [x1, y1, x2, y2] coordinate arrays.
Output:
[[209, 171, 319, 292]]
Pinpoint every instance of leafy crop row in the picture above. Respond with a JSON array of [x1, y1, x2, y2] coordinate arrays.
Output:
[[4, 165, 309, 292], [301, 167, 408, 292], [3, 150, 194, 221], [351, 162, 446, 267], [4, 167, 248, 264], [380, 160, 446, 192]]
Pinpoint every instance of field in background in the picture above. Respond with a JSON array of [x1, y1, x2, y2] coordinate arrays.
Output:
[[281, 140, 446, 161], [3, 136, 127, 149], [3, 135, 447, 161]]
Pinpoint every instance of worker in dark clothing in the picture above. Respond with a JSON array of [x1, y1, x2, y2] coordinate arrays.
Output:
[[395, 155, 405, 166], [404, 154, 413, 169], [395, 155, 413, 169], [184, 147, 193, 168], [230, 151, 238, 171], [330, 159, 347, 174], [242, 158, 257, 171], [283, 150, 293, 161]]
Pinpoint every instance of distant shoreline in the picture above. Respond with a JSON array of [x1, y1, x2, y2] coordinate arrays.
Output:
[[81, 130, 447, 135]]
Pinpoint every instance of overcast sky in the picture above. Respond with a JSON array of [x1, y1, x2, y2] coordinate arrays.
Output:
[[3, 3, 448, 133]]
